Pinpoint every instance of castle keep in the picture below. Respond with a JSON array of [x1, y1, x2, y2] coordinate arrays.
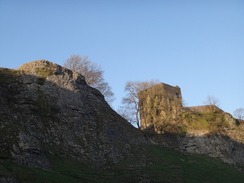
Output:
[[138, 83, 182, 133]]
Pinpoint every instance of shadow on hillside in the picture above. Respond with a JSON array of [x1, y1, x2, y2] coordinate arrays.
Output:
[[0, 66, 244, 172], [142, 125, 244, 171], [0, 66, 147, 169]]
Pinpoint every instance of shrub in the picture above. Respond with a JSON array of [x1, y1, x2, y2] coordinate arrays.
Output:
[[35, 67, 53, 85]]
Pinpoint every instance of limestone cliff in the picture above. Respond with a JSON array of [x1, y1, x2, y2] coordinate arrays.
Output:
[[1, 60, 244, 179], [0, 60, 146, 169]]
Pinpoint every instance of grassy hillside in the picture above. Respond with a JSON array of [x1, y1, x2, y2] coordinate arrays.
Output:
[[1, 145, 244, 183]]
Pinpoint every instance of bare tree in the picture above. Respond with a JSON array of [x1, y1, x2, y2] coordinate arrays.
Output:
[[182, 98, 187, 107], [117, 105, 135, 123], [118, 80, 159, 128], [203, 96, 220, 112], [64, 55, 115, 104], [233, 108, 244, 120]]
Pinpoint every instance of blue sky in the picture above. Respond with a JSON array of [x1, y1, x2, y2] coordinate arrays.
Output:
[[0, 0, 243, 115]]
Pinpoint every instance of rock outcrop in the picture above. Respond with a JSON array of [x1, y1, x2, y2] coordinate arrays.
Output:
[[0, 60, 146, 169], [179, 134, 244, 169]]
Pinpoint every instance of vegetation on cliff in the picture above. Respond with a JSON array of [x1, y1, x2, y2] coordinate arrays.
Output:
[[0, 61, 243, 182]]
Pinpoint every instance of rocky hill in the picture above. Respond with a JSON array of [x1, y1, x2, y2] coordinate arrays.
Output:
[[0, 60, 146, 169], [0, 60, 244, 182]]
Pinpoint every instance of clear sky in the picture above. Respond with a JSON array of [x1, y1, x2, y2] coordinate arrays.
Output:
[[1, 0, 243, 115]]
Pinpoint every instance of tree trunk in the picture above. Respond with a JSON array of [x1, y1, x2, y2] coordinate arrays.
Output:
[[136, 109, 140, 128]]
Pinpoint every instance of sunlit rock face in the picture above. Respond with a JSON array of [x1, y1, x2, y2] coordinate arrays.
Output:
[[0, 60, 146, 169]]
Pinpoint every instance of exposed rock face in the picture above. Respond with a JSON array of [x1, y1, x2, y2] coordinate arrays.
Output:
[[144, 131, 244, 170], [179, 134, 244, 169], [0, 60, 146, 169]]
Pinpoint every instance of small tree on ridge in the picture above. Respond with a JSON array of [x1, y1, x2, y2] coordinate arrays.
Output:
[[118, 80, 159, 128], [233, 108, 244, 120], [64, 55, 115, 104]]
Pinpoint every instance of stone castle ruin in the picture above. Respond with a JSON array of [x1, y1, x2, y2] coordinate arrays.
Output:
[[138, 82, 244, 169], [139, 83, 182, 133], [138, 82, 243, 137]]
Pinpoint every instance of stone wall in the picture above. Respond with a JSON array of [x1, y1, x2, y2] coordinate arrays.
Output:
[[138, 83, 182, 133]]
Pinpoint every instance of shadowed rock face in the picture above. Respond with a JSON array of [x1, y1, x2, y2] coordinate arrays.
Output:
[[179, 134, 244, 168], [0, 60, 146, 169]]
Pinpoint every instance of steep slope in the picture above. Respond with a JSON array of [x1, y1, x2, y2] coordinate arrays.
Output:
[[0, 60, 146, 169], [1, 60, 244, 182]]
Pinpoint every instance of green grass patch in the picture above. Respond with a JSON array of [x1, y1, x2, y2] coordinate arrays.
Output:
[[0, 145, 244, 182], [142, 145, 244, 183], [182, 111, 229, 133], [35, 66, 53, 85]]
